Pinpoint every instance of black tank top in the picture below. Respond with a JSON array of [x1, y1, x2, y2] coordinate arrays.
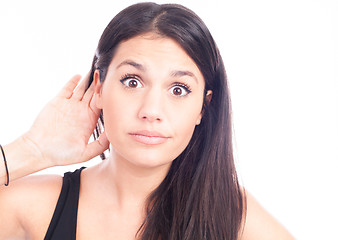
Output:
[[44, 167, 85, 240]]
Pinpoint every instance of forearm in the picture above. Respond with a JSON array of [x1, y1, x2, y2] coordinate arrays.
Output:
[[0, 135, 50, 185]]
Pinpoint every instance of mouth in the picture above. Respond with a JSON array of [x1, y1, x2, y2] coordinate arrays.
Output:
[[129, 130, 170, 145]]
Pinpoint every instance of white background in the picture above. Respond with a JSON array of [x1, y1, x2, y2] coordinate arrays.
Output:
[[0, 0, 337, 239]]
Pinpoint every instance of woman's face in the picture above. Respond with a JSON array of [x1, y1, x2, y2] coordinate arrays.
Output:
[[95, 33, 208, 170]]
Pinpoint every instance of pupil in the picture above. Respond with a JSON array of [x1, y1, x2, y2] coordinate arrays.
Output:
[[129, 80, 137, 88], [174, 87, 182, 95]]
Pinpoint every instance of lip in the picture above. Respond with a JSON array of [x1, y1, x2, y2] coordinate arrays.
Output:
[[129, 130, 169, 145]]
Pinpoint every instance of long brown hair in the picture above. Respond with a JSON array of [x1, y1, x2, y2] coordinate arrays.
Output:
[[88, 2, 245, 239]]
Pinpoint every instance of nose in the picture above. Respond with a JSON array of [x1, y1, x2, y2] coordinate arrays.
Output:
[[137, 88, 164, 122]]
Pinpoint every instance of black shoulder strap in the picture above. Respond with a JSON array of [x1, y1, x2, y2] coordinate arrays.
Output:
[[44, 167, 85, 240]]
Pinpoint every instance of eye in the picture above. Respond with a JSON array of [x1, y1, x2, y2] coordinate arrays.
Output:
[[120, 75, 143, 89], [169, 84, 191, 97]]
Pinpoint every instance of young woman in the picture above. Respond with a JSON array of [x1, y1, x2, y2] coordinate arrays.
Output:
[[0, 2, 294, 239]]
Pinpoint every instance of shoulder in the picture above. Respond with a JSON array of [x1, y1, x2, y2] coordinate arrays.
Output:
[[239, 190, 295, 240], [0, 173, 63, 239]]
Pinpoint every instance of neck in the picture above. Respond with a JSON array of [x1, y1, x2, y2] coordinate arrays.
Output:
[[98, 150, 171, 210]]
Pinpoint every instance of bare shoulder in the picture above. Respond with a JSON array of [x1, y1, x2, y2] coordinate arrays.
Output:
[[239, 190, 295, 240], [0, 173, 63, 239]]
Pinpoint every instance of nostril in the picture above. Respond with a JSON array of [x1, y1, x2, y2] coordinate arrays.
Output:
[[140, 114, 162, 122]]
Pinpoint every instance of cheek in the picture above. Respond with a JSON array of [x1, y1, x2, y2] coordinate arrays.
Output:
[[100, 91, 127, 142], [172, 122, 196, 158], [170, 104, 202, 151]]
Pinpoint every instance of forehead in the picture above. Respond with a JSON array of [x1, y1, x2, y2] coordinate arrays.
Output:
[[115, 33, 187, 59], [109, 33, 204, 81]]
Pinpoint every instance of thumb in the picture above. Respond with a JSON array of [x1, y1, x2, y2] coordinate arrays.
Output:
[[83, 132, 109, 161]]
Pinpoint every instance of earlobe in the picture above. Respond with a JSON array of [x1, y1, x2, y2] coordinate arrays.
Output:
[[196, 117, 201, 125], [94, 70, 103, 109]]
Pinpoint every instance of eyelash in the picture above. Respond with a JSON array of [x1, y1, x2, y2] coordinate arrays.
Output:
[[170, 82, 192, 97], [119, 74, 192, 96], [120, 74, 141, 83], [119, 74, 142, 90]]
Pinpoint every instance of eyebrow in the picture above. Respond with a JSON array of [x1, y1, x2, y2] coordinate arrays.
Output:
[[170, 70, 198, 83], [116, 60, 146, 71], [116, 59, 198, 83]]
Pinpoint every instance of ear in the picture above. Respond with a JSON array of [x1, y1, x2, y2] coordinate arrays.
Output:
[[205, 90, 212, 105], [196, 90, 212, 125], [94, 70, 103, 109]]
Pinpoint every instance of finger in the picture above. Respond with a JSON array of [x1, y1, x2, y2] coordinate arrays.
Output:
[[82, 131, 109, 161], [88, 89, 102, 118], [82, 77, 95, 104], [90, 103, 102, 121], [57, 75, 81, 99], [72, 72, 91, 101]]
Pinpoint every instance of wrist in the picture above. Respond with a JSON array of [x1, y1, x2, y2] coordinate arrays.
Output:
[[19, 133, 53, 169], [2, 134, 52, 183]]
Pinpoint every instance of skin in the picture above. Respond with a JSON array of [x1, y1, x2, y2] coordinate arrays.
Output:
[[0, 34, 294, 239], [96, 34, 207, 170]]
